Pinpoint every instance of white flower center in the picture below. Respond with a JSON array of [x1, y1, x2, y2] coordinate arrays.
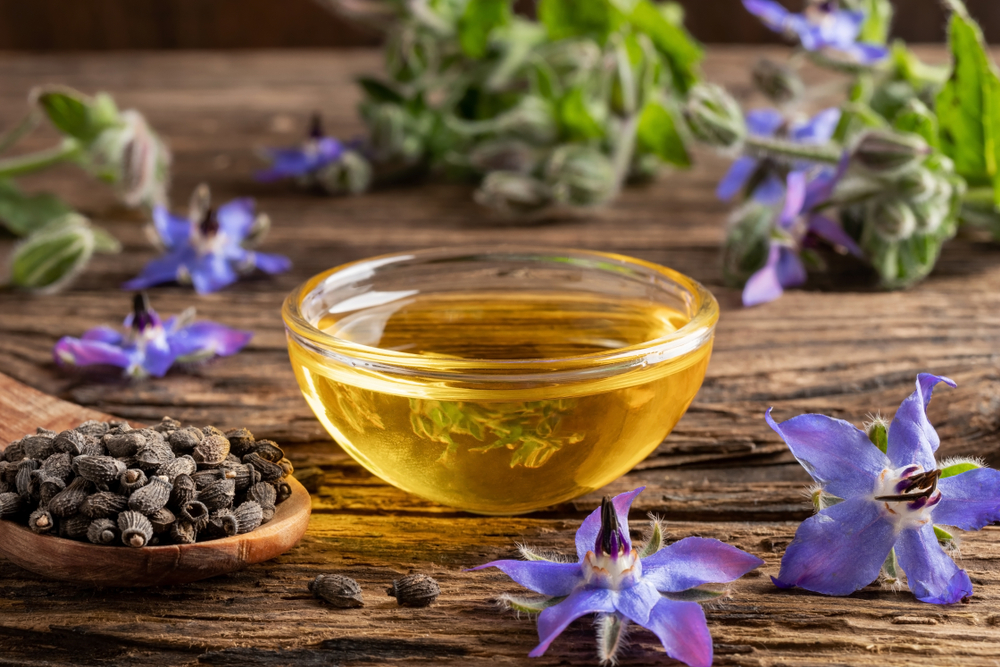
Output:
[[873, 465, 941, 530], [582, 549, 642, 590]]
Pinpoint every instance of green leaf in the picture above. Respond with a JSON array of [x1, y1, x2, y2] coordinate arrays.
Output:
[[558, 87, 605, 141], [637, 517, 664, 559], [934, 525, 955, 542], [936, 4, 1000, 207], [857, 0, 894, 45], [502, 595, 565, 614], [625, 0, 702, 93], [538, 0, 621, 43], [941, 461, 982, 478], [91, 225, 122, 254], [0, 179, 73, 236], [637, 99, 690, 167], [458, 0, 510, 59], [356, 77, 405, 105]]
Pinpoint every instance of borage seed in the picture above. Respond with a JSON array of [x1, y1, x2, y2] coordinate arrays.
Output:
[[179, 500, 211, 531], [129, 475, 172, 514], [170, 474, 197, 508], [310, 574, 364, 608], [232, 501, 263, 534], [0, 492, 23, 518], [171, 520, 198, 544], [193, 434, 230, 466], [386, 574, 440, 608], [87, 518, 118, 545], [199, 478, 235, 511], [118, 511, 154, 548], [244, 452, 282, 482], [119, 468, 148, 495], [80, 491, 128, 519], [28, 507, 56, 534], [74, 455, 127, 484], [49, 476, 92, 518]]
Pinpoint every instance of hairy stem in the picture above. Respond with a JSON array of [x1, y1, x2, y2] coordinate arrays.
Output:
[[0, 139, 81, 178], [0, 110, 41, 156], [744, 135, 843, 164]]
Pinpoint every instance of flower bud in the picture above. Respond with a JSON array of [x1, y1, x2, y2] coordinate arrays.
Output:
[[494, 96, 558, 145], [8, 214, 96, 293], [752, 58, 804, 105], [722, 201, 775, 287], [316, 150, 373, 195], [545, 145, 616, 207], [894, 166, 938, 202], [851, 130, 929, 176], [474, 171, 552, 214], [865, 415, 889, 453], [468, 139, 540, 174], [910, 196, 950, 234], [869, 198, 917, 241], [362, 103, 425, 163], [682, 83, 746, 149]]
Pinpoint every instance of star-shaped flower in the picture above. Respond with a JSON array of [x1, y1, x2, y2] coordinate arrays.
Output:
[[470, 487, 763, 666], [256, 114, 344, 183], [768, 373, 1000, 604], [123, 184, 290, 294], [743, 0, 888, 65], [54, 293, 252, 379]]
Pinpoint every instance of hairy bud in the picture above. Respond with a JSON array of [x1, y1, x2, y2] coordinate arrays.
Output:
[[474, 171, 552, 214], [545, 145, 616, 207], [752, 58, 804, 105], [316, 150, 373, 195], [682, 83, 746, 149], [851, 130, 929, 176]]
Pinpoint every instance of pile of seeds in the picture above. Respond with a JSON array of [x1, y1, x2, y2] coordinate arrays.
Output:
[[0, 418, 294, 547]]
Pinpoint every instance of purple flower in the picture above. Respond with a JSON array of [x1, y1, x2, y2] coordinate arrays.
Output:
[[717, 107, 841, 204], [470, 488, 763, 666], [256, 114, 344, 182], [742, 158, 860, 307], [768, 373, 1000, 604], [123, 184, 290, 294], [743, 0, 888, 64], [54, 293, 252, 379]]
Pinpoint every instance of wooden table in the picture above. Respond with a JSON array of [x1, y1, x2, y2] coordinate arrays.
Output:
[[1, 47, 999, 666]]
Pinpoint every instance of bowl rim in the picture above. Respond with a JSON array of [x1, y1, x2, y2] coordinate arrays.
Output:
[[281, 246, 719, 382]]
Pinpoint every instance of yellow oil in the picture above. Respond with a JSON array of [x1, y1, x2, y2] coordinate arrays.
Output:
[[288, 291, 712, 514]]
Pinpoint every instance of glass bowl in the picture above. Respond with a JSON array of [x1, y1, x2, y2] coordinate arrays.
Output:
[[282, 247, 718, 515]]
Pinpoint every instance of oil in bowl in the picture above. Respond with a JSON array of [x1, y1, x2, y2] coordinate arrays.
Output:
[[283, 248, 718, 515]]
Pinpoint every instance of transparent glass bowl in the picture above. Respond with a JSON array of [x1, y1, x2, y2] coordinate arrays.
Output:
[[282, 247, 718, 514]]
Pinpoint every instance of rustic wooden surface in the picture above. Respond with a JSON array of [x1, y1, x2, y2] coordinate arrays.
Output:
[[1, 47, 1000, 666]]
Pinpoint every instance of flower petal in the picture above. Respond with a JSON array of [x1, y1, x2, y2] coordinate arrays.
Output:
[[716, 157, 758, 202], [152, 206, 191, 249], [745, 108, 785, 137], [934, 467, 1000, 530], [612, 579, 660, 625], [141, 335, 176, 378], [773, 496, 896, 596], [643, 598, 714, 667], [81, 325, 123, 345], [53, 337, 132, 370], [886, 373, 956, 471], [251, 251, 292, 275], [766, 408, 887, 498], [170, 322, 253, 360], [642, 536, 764, 593], [467, 560, 583, 598], [742, 0, 793, 36], [575, 487, 645, 561], [216, 198, 257, 239], [791, 108, 841, 144], [752, 172, 786, 206], [122, 253, 185, 290], [528, 588, 616, 657], [807, 214, 863, 257], [742, 245, 783, 307], [775, 246, 806, 288], [189, 255, 239, 294], [778, 171, 807, 227], [843, 42, 890, 65], [895, 522, 972, 604]]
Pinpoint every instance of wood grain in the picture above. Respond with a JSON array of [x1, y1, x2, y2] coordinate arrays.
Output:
[[1, 47, 999, 665]]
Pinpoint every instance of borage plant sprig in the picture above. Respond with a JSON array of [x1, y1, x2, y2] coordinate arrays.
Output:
[[1, 86, 170, 292], [470, 487, 763, 666], [767, 373, 1000, 604], [266, 0, 703, 217], [686, 0, 1000, 306]]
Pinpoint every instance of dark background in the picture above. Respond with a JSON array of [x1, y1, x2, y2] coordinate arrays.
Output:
[[0, 0, 997, 50]]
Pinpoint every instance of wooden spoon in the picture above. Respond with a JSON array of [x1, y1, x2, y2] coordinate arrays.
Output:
[[0, 372, 312, 587]]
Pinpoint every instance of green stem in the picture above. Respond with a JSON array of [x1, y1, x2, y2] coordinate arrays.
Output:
[[961, 186, 995, 209], [0, 139, 81, 178], [0, 110, 41, 156], [744, 135, 843, 164], [611, 113, 638, 193]]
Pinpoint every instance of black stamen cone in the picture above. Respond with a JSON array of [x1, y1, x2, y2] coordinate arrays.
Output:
[[200, 207, 219, 237], [875, 469, 942, 502], [599, 496, 620, 555], [132, 292, 153, 331], [309, 112, 324, 140]]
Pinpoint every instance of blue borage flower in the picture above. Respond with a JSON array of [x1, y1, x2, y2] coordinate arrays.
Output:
[[123, 184, 290, 294], [717, 107, 842, 205], [743, 158, 862, 306], [256, 114, 344, 183], [767, 373, 1000, 604], [470, 487, 763, 666], [54, 293, 252, 379], [743, 0, 888, 65]]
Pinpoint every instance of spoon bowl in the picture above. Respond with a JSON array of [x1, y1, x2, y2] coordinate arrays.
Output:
[[0, 372, 311, 587]]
